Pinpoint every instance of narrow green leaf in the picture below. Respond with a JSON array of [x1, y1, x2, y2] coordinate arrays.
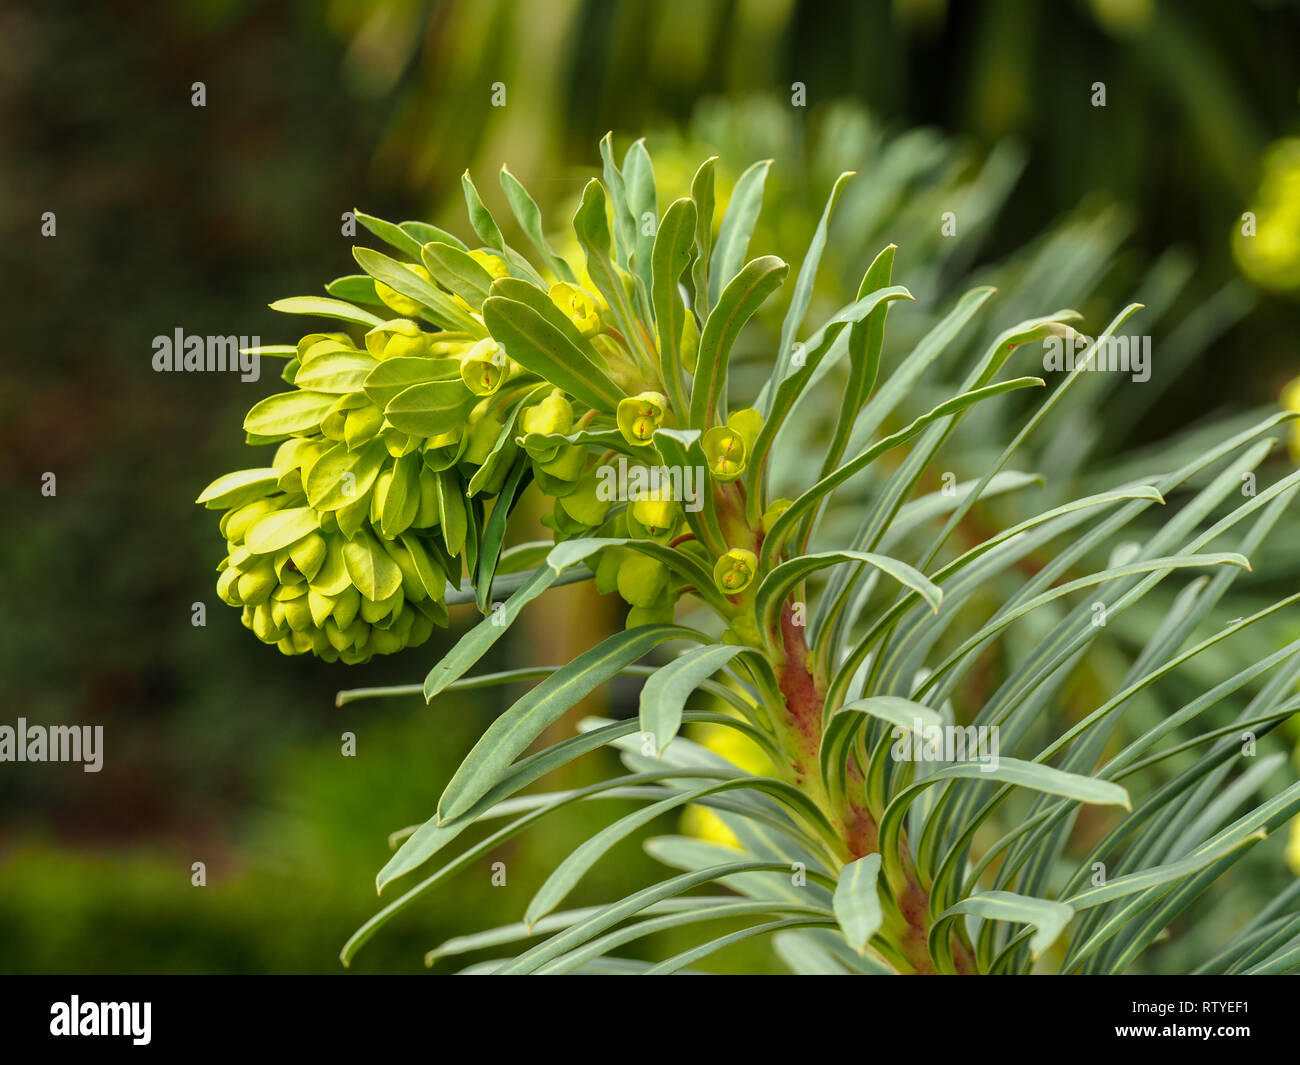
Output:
[[422, 539, 621, 701], [708, 159, 771, 306], [756, 551, 941, 639], [689, 255, 788, 429], [353, 209, 424, 259], [399, 220, 467, 253], [623, 138, 658, 298], [195, 468, 280, 509], [932, 892, 1073, 972], [352, 246, 483, 335], [437, 625, 703, 823], [419, 241, 495, 306], [383, 379, 475, 438], [243, 390, 337, 439], [650, 197, 697, 413], [461, 170, 504, 249], [435, 468, 467, 558], [475, 454, 532, 613], [572, 178, 656, 373], [598, 132, 636, 266], [761, 377, 1046, 569], [498, 860, 810, 974], [690, 156, 717, 320], [268, 296, 385, 329], [482, 295, 624, 412], [499, 166, 577, 283], [324, 274, 384, 306], [833, 853, 884, 953], [362, 356, 461, 409], [760, 170, 855, 416], [638, 644, 746, 756]]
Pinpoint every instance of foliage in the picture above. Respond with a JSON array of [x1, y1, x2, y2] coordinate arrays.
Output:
[[201, 136, 1300, 975]]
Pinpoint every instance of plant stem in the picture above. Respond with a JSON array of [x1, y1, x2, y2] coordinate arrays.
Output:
[[768, 595, 976, 975]]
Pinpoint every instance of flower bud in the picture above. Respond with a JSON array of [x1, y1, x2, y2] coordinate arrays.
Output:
[[712, 548, 758, 595], [344, 403, 385, 449], [520, 389, 574, 439], [468, 250, 509, 280], [723, 613, 763, 647], [464, 409, 505, 466], [307, 587, 336, 628], [208, 487, 446, 662], [360, 587, 404, 626], [237, 560, 278, 606], [616, 391, 669, 446], [422, 429, 467, 472], [414, 467, 441, 527], [760, 498, 793, 533], [216, 565, 242, 606], [460, 337, 510, 396], [726, 407, 763, 449], [627, 601, 676, 628], [381, 428, 419, 458], [289, 532, 327, 582], [558, 476, 610, 528], [374, 265, 433, 317], [282, 595, 314, 633], [332, 585, 361, 629], [251, 602, 284, 644], [702, 425, 746, 482], [224, 498, 278, 543], [703, 408, 762, 482], [365, 319, 430, 361], [628, 497, 680, 541], [616, 552, 670, 608], [548, 282, 603, 338], [535, 443, 587, 482], [594, 546, 626, 595], [370, 469, 394, 525]]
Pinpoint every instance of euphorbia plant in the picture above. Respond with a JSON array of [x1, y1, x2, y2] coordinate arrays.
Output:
[[200, 136, 1300, 975]]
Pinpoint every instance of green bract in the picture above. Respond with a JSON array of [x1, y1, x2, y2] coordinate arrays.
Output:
[[203, 135, 1300, 978]]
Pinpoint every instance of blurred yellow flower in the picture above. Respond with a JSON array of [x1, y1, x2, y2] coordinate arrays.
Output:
[[1234, 138, 1300, 293], [1284, 377, 1300, 462], [1287, 816, 1300, 876], [680, 720, 773, 847]]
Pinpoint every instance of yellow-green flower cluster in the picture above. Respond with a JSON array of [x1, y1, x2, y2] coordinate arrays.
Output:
[[198, 467, 446, 662], [201, 169, 782, 660], [201, 231, 667, 656]]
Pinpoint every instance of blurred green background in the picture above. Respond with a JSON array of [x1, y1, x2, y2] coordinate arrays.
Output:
[[2, 0, 1297, 973]]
